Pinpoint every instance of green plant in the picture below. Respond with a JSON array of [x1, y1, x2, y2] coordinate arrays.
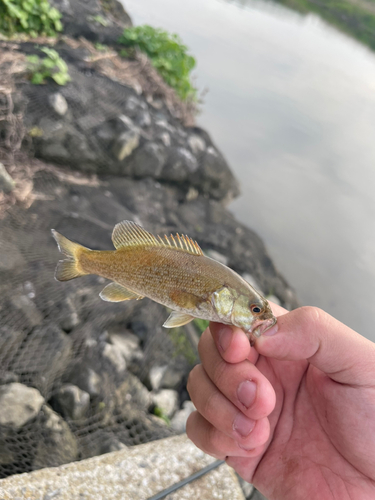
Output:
[[0, 0, 62, 37], [119, 25, 197, 101], [152, 406, 171, 425], [26, 47, 70, 85], [192, 318, 209, 335]]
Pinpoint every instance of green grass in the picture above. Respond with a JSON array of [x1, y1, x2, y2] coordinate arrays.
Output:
[[119, 25, 197, 101]]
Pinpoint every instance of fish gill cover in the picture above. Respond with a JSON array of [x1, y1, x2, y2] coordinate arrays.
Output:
[[0, 0, 298, 480]]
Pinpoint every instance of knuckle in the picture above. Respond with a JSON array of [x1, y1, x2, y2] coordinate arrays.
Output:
[[202, 389, 222, 420], [211, 358, 228, 390], [187, 364, 202, 397]]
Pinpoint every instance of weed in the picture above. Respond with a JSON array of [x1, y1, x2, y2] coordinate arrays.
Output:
[[119, 25, 197, 101], [26, 47, 70, 85], [0, 0, 62, 37]]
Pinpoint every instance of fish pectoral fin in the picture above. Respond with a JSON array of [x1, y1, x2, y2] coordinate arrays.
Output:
[[163, 311, 195, 328], [99, 283, 144, 302]]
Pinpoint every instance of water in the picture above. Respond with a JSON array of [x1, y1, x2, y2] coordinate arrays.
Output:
[[121, 0, 375, 341]]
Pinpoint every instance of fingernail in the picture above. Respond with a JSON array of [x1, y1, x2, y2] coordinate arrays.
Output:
[[264, 323, 278, 336], [237, 380, 256, 408], [218, 325, 233, 352], [233, 413, 255, 437]]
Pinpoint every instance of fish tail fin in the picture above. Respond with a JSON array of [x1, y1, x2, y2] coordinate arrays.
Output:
[[51, 229, 90, 281]]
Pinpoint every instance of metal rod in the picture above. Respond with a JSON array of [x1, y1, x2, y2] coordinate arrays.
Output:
[[147, 459, 225, 500]]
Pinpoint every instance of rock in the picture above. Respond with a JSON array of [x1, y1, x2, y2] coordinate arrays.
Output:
[[0, 241, 25, 273], [0, 383, 44, 428], [170, 400, 196, 434], [188, 133, 206, 155], [9, 295, 43, 328], [0, 163, 15, 193], [107, 329, 143, 368], [0, 372, 19, 385], [115, 372, 151, 411], [112, 130, 140, 161], [48, 93, 68, 116], [102, 342, 127, 375], [52, 384, 90, 420], [149, 365, 167, 391], [242, 273, 264, 295], [12, 325, 72, 399], [204, 248, 229, 265], [152, 389, 179, 418], [99, 435, 127, 454], [50, 0, 132, 45], [129, 142, 167, 178], [33, 405, 78, 470], [0, 326, 25, 368], [161, 146, 199, 182], [266, 294, 281, 306], [65, 365, 102, 398]]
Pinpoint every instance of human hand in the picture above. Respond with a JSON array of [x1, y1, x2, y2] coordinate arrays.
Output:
[[186, 305, 375, 499]]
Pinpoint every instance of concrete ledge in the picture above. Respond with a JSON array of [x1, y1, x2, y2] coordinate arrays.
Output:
[[0, 434, 246, 500]]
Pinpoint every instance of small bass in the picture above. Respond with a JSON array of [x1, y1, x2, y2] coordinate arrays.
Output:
[[52, 220, 276, 344]]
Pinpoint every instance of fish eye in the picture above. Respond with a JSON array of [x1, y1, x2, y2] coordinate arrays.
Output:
[[251, 305, 262, 314]]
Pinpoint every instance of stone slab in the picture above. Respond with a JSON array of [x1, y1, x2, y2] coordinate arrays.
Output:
[[0, 434, 246, 500]]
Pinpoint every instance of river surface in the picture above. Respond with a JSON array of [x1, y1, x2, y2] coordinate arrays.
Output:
[[122, 0, 375, 341]]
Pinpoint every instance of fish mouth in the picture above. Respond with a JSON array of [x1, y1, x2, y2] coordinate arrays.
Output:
[[249, 316, 277, 344]]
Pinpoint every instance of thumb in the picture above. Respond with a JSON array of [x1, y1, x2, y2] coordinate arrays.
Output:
[[255, 306, 375, 385]]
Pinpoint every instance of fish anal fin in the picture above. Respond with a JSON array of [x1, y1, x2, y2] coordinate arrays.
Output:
[[111, 220, 203, 256], [99, 283, 144, 302], [163, 311, 194, 328]]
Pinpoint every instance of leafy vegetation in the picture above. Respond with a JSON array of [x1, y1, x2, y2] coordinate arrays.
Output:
[[119, 25, 197, 101], [26, 47, 70, 85], [192, 318, 209, 335], [273, 0, 375, 52], [0, 0, 62, 37], [168, 326, 197, 365]]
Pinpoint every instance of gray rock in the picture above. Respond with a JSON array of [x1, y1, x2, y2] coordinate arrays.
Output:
[[0, 241, 25, 272], [102, 343, 127, 375], [152, 389, 179, 418], [0, 371, 19, 385], [48, 93, 68, 116], [0, 436, 16, 465], [12, 325, 72, 399], [149, 365, 167, 391], [0, 383, 44, 428], [149, 363, 187, 391], [161, 146, 198, 181], [66, 366, 102, 398], [129, 142, 167, 178], [171, 400, 196, 433], [242, 273, 263, 295], [188, 134, 206, 155], [204, 249, 229, 265], [108, 329, 143, 366], [266, 294, 281, 306], [112, 130, 140, 161], [99, 435, 127, 455], [52, 384, 90, 420], [33, 404, 78, 469], [0, 326, 25, 367], [0, 163, 15, 193], [10, 295, 43, 328], [115, 372, 151, 411]]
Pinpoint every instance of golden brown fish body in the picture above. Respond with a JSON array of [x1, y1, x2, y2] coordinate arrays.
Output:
[[52, 221, 276, 343]]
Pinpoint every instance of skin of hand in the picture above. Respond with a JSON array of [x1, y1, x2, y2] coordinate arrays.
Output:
[[186, 304, 375, 500]]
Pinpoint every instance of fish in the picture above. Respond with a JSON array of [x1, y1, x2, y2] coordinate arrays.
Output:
[[51, 220, 276, 345]]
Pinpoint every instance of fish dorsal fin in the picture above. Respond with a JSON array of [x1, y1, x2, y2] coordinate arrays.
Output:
[[112, 221, 203, 256]]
